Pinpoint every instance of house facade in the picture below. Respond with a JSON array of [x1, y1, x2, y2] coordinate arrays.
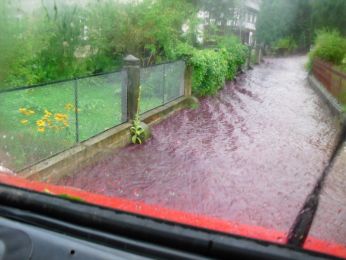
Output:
[[198, 0, 262, 45], [239, 0, 262, 45]]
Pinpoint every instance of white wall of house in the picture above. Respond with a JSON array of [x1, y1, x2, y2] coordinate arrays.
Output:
[[197, 0, 262, 45]]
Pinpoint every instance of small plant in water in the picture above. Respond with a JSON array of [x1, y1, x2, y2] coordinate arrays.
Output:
[[130, 86, 147, 145], [130, 113, 145, 144]]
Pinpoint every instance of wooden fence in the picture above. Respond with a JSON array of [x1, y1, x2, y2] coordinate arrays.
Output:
[[312, 59, 346, 104]]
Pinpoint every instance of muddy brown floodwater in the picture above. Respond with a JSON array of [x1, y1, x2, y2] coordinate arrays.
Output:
[[59, 56, 341, 237]]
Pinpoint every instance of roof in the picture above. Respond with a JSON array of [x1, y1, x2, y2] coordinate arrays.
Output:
[[245, 0, 262, 12]]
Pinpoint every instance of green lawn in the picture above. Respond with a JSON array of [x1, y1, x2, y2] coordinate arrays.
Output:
[[0, 63, 184, 171], [0, 76, 162, 171]]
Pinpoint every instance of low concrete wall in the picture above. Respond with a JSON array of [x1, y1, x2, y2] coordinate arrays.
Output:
[[308, 75, 346, 122], [308, 74, 346, 180], [22, 96, 197, 183]]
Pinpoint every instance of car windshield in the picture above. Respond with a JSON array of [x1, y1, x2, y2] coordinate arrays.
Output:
[[0, 0, 345, 258]]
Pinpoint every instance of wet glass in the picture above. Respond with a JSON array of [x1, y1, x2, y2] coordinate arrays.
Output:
[[0, 0, 345, 258]]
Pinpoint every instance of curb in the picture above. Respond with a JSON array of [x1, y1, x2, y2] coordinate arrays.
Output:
[[307, 75, 346, 124]]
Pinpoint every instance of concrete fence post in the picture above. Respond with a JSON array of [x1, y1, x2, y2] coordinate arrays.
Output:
[[123, 55, 141, 122], [259, 46, 263, 63], [255, 46, 260, 65], [247, 45, 252, 70], [184, 65, 193, 97]]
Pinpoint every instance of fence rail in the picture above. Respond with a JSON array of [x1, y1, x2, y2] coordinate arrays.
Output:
[[0, 59, 184, 94], [0, 58, 186, 171], [312, 59, 346, 104]]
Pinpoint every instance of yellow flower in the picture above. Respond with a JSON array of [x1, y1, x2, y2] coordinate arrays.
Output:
[[55, 113, 68, 122], [44, 109, 52, 117], [19, 108, 27, 114], [27, 110, 35, 115], [19, 108, 35, 116], [20, 119, 29, 125], [36, 120, 46, 127], [37, 127, 45, 133], [63, 121, 69, 127], [64, 103, 74, 111], [19, 108, 35, 115]]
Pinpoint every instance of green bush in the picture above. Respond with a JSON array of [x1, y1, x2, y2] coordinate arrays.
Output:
[[180, 37, 248, 97], [309, 30, 346, 66], [340, 58, 346, 73], [218, 36, 248, 68], [1, 0, 248, 98], [188, 49, 228, 97], [188, 45, 247, 97], [173, 42, 196, 60], [335, 56, 346, 73], [218, 36, 249, 80], [1, 0, 196, 88], [273, 37, 298, 55], [221, 49, 238, 81]]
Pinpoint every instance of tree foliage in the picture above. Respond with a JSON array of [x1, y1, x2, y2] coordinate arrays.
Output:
[[307, 30, 346, 69], [0, 0, 248, 93], [0, 0, 199, 87], [310, 0, 346, 36], [257, 0, 346, 50]]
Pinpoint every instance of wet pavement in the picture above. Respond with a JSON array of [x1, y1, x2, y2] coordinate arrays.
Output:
[[59, 56, 341, 237], [309, 141, 346, 246]]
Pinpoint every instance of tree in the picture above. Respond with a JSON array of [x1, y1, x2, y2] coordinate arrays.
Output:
[[311, 0, 346, 35], [86, 0, 197, 67], [0, 1, 26, 85], [256, 0, 298, 46], [256, 0, 346, 51]]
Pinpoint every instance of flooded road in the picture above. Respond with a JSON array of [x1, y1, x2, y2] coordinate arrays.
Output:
[[59, 56, 341, 235], [309, 141, 346, 246]]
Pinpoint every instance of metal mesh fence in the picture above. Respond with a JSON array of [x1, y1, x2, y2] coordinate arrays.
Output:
[[77, 72, 125, 141], [0, 60, 185, 171], [140, 64, 165, 113], [0, 82, 76, 171], [0, 72, 125, 171], [164, 61, 185, 103], [140, 61, 185, 114]]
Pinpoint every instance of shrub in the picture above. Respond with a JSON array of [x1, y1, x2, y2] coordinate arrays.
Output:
[[273, 37, 298, 55], [309, 30, 346, 65], [221, 49, 238, 81], [1, 0, 196, 88], [180, 37, 248, 97], [218, 36, 249, 68], [340, 56, 346, 73], [218, 36, 249, 80], [2, 1, 248, 98], [173, 42, 195, 60], [188, 49, 228, 97]]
